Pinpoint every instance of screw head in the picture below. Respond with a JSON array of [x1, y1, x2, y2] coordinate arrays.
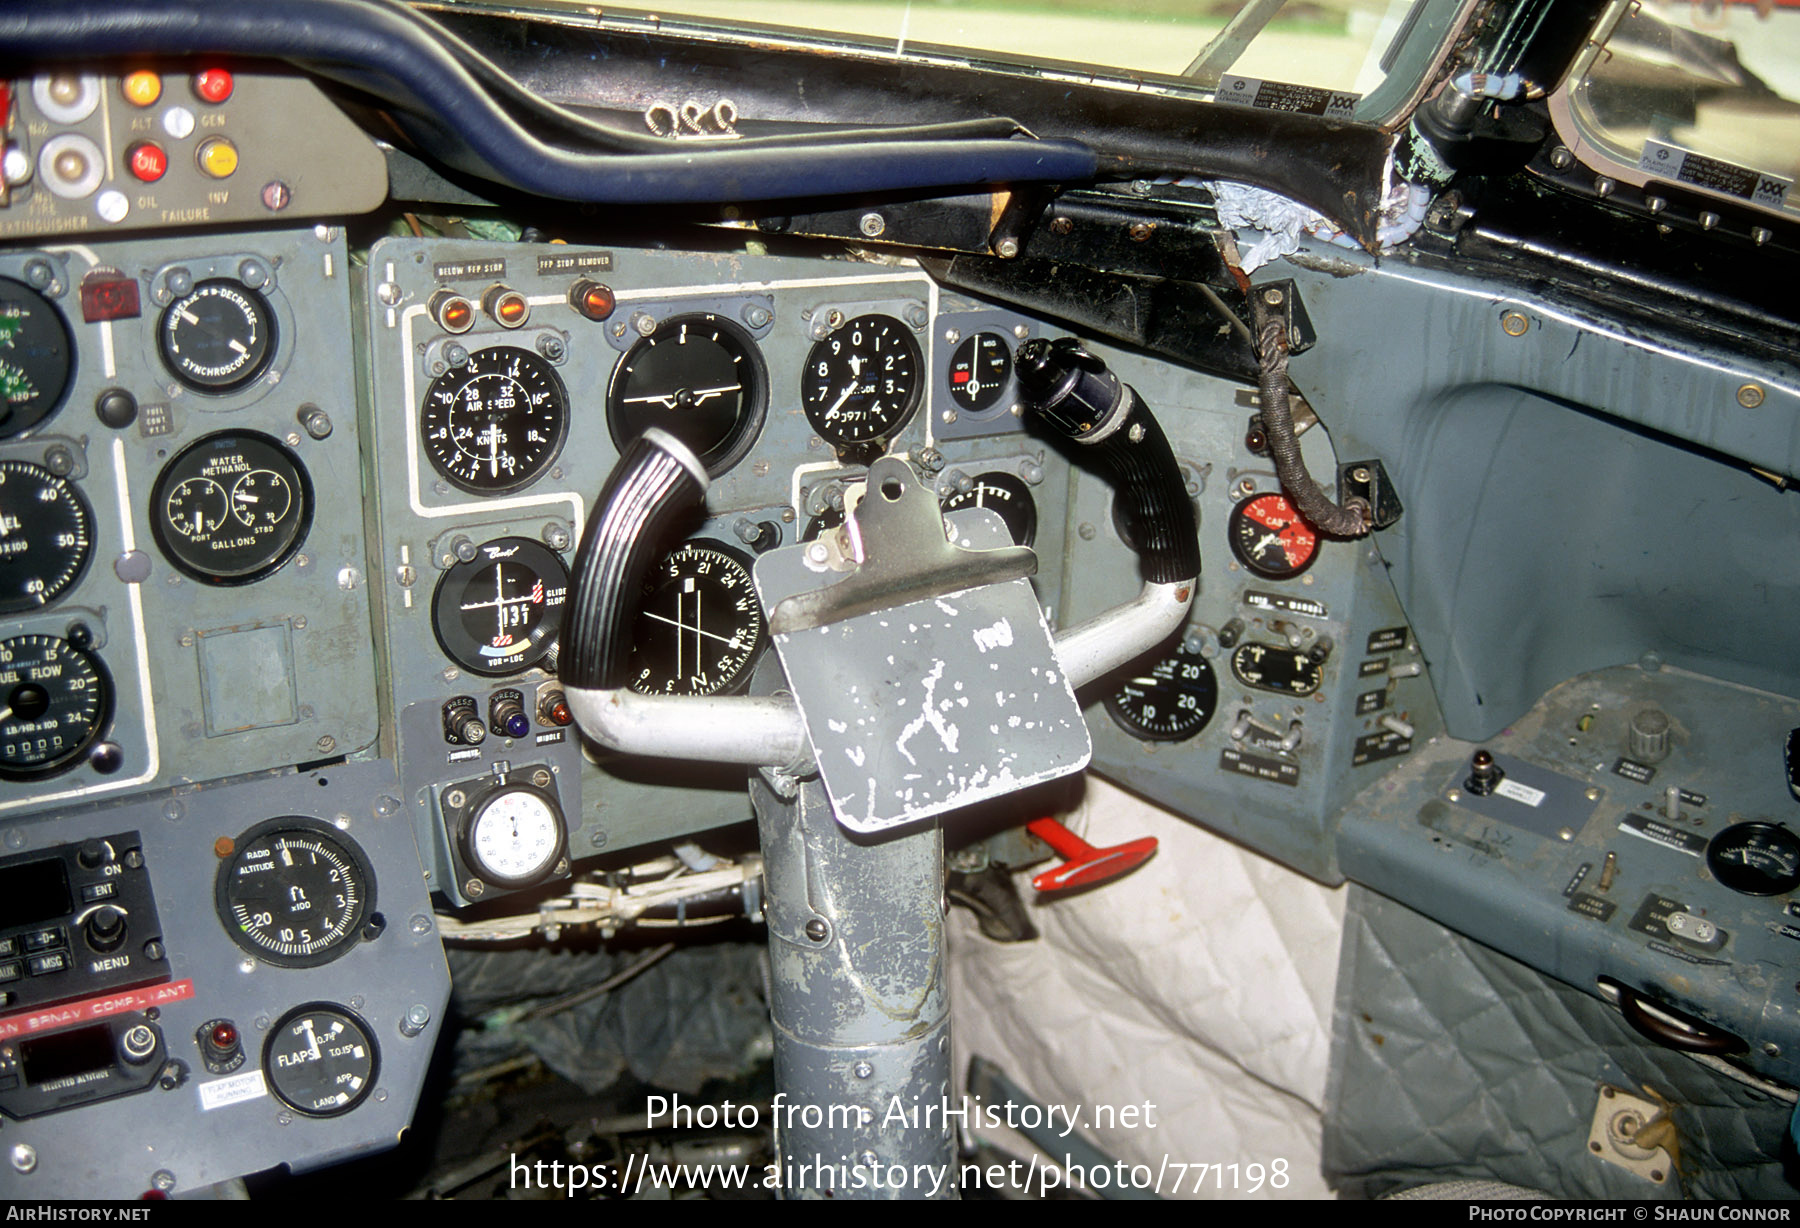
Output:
[[1501, 311, 1530, 336], [804, 918, 829, 942], [10, 1143, 37, 1174], [1738, 383, 1766, 409], [859, 212, 886, 238]]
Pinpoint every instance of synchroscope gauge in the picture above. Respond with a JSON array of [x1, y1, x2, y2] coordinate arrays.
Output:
[[421, 346, 569, 494]]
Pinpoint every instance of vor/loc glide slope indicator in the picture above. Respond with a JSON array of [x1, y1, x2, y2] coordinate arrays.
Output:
[[432, 537, 568, 675]]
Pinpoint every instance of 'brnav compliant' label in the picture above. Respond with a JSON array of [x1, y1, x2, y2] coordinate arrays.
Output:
[[1216, 75, 1358, 120], [1639, 140, 1790, 209]]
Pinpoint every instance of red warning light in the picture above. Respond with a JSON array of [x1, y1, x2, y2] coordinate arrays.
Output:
[[193, 68, 233, 104], [951, 370, 971, 384], [79, 277, 143, 324], [126, 141, 168, 182]]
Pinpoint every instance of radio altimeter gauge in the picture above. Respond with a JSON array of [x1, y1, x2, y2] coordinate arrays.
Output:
[[801, 313, 922, 452], [1106, 646, 1218, 742], [0, 276, 75, 437], [432, 537, 569, 676], [607, 313, 767, 475], [0, 632, 112, 780], [628, 541, 766, 697], [264, 1004, 379, 1117], [421, 346, 569, 494], [158, 278, 277, 394], [0, 461, 93, 614], [215, 820, 376, 967]]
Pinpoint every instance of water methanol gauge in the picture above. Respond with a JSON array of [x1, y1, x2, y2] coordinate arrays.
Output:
[[215, 820, 376, 967], [420, 346, 569, 494], [151, 431, 312, 584], [158, 278, 277, 393], [0, 461, 93, 614]]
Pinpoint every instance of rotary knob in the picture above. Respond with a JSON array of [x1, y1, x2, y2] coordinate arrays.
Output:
[[1629, 708, 1672, 764]]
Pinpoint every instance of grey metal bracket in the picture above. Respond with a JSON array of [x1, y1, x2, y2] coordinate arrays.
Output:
[[769, 457, 1036, 635], [756, 458, 1089, 834]]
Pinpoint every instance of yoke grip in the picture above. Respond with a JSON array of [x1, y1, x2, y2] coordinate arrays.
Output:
[[1015, 337, 1200, 585], [560, 429, 707, 690]]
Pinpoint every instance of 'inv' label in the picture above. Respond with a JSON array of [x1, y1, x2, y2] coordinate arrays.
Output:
[[1216, 74, 1358, 119], [1639, 140, 1790, 209]]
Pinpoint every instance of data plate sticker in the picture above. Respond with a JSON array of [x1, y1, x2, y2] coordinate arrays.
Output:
[[1243, 590, 1328, 620], [1639, 140, 1790, 209], [1612, 756, 1656, 784], [199, 1069, 269, 1112], [1216, 74, 1358, 119], [1220, 747, 1299, 787], [1352, 729, 1411, 766], [1618, 812, 1707, 857]]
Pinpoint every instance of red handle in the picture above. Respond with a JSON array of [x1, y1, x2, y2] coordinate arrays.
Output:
[[1026, 818, 1157, 894]]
